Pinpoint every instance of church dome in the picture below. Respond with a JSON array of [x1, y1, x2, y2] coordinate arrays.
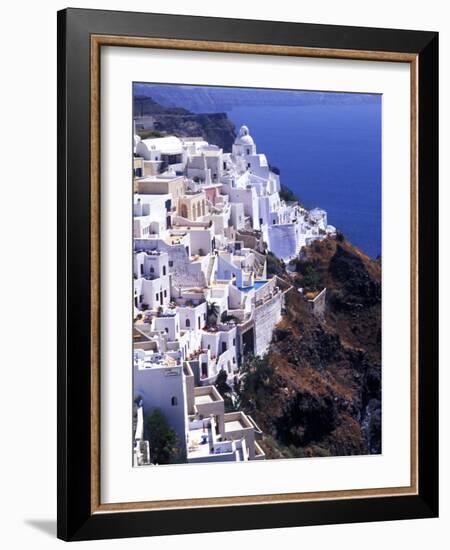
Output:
[[234, 125, 255, 146]]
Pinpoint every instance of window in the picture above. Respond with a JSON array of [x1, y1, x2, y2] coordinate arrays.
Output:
[[247, 163, 251, 169], [186, 319, 190, 328], [150, 266, 154, 273], [198, 317, 201, 329], [169, 261, 173, 267], [140, 264, 143, 275], [171, 396, 178, 406], [164, 290, 167, 298], [222, 342, 227, 353], [233, 338, 236, 346], [155, 294, 159, 301], [246, 149, 250, 155], [163, 265, 166, 276], [165, 327, 169, 333]]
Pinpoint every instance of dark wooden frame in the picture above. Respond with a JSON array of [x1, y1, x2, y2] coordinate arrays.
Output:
[[57, 8, 439, 541]]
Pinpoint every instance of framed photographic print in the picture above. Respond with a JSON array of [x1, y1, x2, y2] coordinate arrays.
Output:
[[57, 8, 439, 541]]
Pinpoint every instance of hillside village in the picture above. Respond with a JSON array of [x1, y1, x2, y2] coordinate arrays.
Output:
[[132, 124, 337, 466]]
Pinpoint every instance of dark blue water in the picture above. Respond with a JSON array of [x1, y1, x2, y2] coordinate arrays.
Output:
[[227, 103, 381, 258]]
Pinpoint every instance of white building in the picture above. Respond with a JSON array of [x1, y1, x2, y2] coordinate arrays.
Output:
[[133, 194, 170, 238], [132, 120, 335, 465], [134, 250, 171, 312], [134, 351, 189, 451]]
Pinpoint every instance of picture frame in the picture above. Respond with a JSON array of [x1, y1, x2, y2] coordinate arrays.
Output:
[[57, 7, 439, 541]]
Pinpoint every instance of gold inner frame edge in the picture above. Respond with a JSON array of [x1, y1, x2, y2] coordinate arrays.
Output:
[[90, 34, 419, 514]]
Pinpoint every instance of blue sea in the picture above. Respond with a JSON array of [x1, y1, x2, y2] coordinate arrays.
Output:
[[135, 83, 382, 258], [226, 103, 381, 258]]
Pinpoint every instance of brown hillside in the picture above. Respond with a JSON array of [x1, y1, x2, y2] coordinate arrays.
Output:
[[238, 236, 382, 459]]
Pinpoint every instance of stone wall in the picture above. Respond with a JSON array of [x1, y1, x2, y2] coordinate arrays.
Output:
[[307, 287, 327, 319], [253, 291, 282, 356]]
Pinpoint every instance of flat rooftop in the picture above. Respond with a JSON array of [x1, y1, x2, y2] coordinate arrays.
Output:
[[225, 419, 246, 432], [195, 394, 214, 405], [134, 193, 171, 203], [194, 386, 222, 403]]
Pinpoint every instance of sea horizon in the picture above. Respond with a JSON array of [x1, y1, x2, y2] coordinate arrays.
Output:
[[134, 84, 382, 258]]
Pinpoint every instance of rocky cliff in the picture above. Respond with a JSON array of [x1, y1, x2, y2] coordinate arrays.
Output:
[[237, 236, 382, 458], [134, 96, 236, 152], [134, 84, 380, 114]]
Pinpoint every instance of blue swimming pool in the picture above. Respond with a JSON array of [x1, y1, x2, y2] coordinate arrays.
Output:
[[238, 280, 268, 293]]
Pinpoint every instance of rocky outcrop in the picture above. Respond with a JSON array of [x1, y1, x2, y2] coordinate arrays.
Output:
[[237, 237, 382, 458], [134, 96, 236, 152]]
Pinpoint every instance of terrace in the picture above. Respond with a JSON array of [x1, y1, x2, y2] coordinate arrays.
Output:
[[133, 351, 177, 370], [187, 417, 248, 463], [187, 422, 215, 459], [224, 411, 253, 433], [194, 385, 223, 410]]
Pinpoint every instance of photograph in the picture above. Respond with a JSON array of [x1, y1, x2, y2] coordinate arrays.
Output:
[[132, 83, 382, 466], [53, 6, 438, 541]]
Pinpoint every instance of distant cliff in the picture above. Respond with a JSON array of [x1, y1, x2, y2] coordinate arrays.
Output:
[[134, 84, 380, 114], [237, 236, 382, 458], [134, 96, 236, 152]]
